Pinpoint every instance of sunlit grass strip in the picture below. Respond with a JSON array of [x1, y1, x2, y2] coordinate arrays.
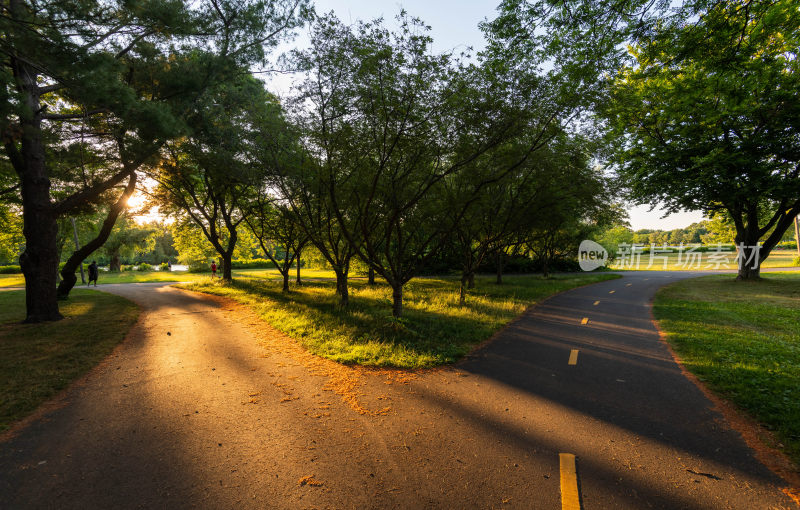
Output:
[[654, 272, 800, 464], [181, 273, 619, 369], [0, 289, 139, 431], [0, 268, 340, 288]]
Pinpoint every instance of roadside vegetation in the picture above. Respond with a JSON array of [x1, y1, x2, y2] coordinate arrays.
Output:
[[0, 290, 139, 432], [654, 273, 800, 463], [182, 273, 619, 369]]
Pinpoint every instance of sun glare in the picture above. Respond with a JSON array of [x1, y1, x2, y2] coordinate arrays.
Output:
[[126, 193, 145, 209]]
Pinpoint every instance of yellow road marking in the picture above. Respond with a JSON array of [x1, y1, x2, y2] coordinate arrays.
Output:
[[608, 290, 615, 294], [625, 283, 632, 287], [559, 453, 581, 510], [568, 349, 579, 365], [580, 317, 589, 325], [593, 300, 599, 306]]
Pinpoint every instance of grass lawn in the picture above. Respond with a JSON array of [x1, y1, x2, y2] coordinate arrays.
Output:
[[0, 289, 139, 432], [610, 248, 799, 271], [654, 272, 800, 464], [181, 273, 619, 369], [0, 268, 340, 288]]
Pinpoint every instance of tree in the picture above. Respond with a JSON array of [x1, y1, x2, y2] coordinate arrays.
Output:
[[56, 173, 137, 296], [275, 154, 357, 306], [243, 195, 308, 292], [99, 214, 156, 271], [603, 0, 800, 279], [445, 135, 584, 304], [152, 76, 286, 281], [522, 137, 615, 277], [1, 0, 308, 321], [290, 13, 550, 317]]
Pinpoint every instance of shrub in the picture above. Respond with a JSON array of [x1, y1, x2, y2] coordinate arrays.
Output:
[[793, 256, 800, 267], [229, 258, 276, 269], [136, 263, 152, 272], [159, 262, 170, 271], [0, 265, 21, 274], [187, 260, 209, 273]]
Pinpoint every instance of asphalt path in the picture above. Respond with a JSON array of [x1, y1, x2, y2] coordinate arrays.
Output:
[[0, 273, 796, 509]]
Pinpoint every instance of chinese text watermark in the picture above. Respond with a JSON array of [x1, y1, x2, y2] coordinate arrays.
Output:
[[578, 242, 763, 271]]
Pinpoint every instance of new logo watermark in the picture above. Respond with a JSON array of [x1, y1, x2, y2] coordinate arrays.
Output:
[[578, 240, 608, 271]]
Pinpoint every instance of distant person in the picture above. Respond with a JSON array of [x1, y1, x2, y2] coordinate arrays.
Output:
[[210, 260, 217, 278], [167, 261, 172, 271], [88, 260, 99, 286]]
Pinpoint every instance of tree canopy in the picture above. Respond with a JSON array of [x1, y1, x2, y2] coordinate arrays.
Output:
[[601, 0, 800, 278]]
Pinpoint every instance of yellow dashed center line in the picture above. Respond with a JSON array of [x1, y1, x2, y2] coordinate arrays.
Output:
[[593, 300, 600, 306], [625, 283, 632, 287], [608, 290, 615, 294], [568, 349, 579, 365], [580, 317, 589, 325], [559, 453, 581, 510]]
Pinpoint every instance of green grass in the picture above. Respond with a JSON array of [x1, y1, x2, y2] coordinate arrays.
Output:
[[181, 273, 619, 369], [654, 272, 800, 463], [610, 248, 798, 271], [0, 289, 139, 431], [0, 268, 343, 288]]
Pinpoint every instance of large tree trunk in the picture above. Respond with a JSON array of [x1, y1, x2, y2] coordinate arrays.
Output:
[[734, 218, 763, 279], [11, 50, 62, 322], [110, 254, 121, 271], [391, 284, 403, 318], [737, 264, 761, 280], [335, 269, 349, 307], [20, 202, 62, 322], [282, 271, 290, 292], [57, 174, 136, 298], [736, 243, 762, 280], [467, 272, 475, 289], [368, 267, 375, 285], [459, 273, 468, 307], [222, 254, 233, 281]]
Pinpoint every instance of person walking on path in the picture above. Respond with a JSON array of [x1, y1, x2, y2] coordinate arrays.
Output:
[[87, 261, 99, 286], [210, 260, 217, 278]]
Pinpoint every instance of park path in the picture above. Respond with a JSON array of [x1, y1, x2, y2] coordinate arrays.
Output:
[[0, 274, 795, 509]]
